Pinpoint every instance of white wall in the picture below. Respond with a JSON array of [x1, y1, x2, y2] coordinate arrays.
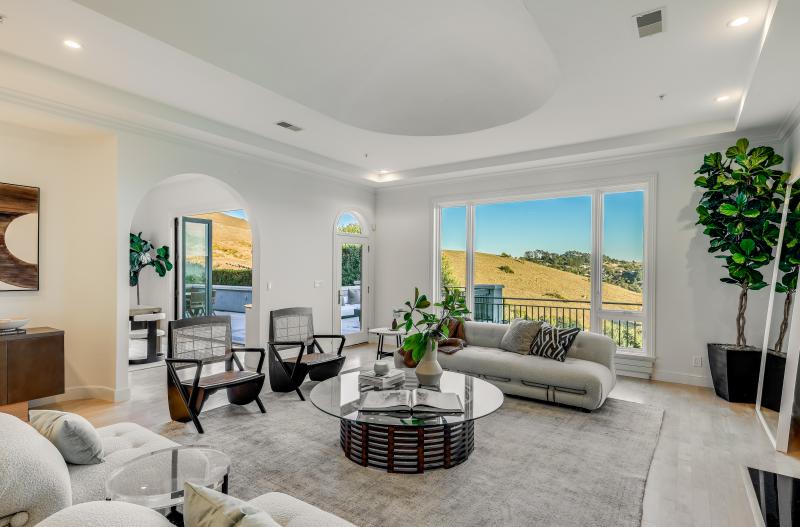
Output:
[[114, 132, 376, 396], [0, 122, 118, 401], [374, 141, 785, 387]]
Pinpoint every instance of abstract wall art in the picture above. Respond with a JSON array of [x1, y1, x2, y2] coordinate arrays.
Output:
[[0, 182, 39, 291]]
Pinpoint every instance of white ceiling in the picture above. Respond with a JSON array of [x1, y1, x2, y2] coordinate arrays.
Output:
[[0, 0, 796, 185]]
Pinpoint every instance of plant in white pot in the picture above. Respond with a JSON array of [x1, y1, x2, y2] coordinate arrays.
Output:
[[396, 287, 470, 386]]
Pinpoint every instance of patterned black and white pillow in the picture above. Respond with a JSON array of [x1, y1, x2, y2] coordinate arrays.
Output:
[[529, 323, 580, 362]]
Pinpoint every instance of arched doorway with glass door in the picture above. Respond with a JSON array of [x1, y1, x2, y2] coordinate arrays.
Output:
[[333, 211, 369, 345]]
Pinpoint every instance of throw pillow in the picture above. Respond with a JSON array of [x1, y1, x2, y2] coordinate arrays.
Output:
[[499, 319, 543, 354], [529, 324, 581, 362], [183, 482, 280, 527], [29, 410, 104, 465]]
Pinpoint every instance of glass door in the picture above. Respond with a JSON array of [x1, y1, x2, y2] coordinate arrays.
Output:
[[334, 236, 368, 344], [181, 217, 212, 319]]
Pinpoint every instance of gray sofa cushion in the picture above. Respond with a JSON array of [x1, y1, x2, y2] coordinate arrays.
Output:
[[247, 493, 357, 527], [463, 321, 508, 348], [499, 319, 542, 354], [29, 410, 104, 465]]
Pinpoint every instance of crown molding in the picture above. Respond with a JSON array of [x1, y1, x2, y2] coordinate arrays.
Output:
[[378, 125, 782, 190]]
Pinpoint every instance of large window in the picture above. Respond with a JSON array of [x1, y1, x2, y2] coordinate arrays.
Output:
[[436, 184, 651, 354]]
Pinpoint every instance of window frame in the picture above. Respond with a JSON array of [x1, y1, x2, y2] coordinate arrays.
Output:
[[432, 175, 656, 358]]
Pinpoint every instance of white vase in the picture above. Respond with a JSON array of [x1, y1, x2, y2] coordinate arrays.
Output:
[[415, 340, 443, 386]]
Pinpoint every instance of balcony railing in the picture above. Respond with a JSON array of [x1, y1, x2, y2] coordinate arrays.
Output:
[[445, 287, 643, 349]]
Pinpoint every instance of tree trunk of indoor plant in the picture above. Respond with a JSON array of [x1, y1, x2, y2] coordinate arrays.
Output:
[[415, 340, 443, 386], [736, 285, 748, 347], [774, 290, 794, 354]]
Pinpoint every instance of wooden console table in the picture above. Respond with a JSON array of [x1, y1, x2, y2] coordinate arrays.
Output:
[[0, 327, 65, 421]]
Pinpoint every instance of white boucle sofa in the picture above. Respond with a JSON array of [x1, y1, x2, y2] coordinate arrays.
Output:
[[0, 413, 355, 526], [437, 321, 617, 410]]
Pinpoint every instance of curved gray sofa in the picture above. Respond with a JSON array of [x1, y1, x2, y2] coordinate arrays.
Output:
[[437, 321, 617, 411]]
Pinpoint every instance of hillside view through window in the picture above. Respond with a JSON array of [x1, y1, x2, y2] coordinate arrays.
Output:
[[439, 190, 645, 351]]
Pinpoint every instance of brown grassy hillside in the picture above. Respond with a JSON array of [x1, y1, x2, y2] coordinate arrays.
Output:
[[192, 212, 252, 270], [443, 250, 641, 307]]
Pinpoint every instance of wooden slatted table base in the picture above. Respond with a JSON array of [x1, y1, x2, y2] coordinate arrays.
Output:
[[339, 420, 475, 473]]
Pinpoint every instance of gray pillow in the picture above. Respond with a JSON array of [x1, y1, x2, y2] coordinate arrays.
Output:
[[29, 410, 104, 465], [499, 319, 543, 354], [183, 482, 280, 527]]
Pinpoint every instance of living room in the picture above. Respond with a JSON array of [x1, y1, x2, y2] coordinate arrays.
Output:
[[1, 1, 799, 526]]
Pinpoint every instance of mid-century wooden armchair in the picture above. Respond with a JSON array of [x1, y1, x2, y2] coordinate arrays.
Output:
[[166, 316, 265, 433], [267, 307, 345, 400]]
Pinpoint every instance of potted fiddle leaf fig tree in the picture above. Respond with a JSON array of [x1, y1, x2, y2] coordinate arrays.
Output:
[[130, 232, 174, 305], [694, 138, 786, 402], [396, 287, 470, 386]]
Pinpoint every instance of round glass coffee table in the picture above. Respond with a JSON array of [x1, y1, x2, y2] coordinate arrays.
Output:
[[106, 446, 230, 523], [310, 370, 503, 473]]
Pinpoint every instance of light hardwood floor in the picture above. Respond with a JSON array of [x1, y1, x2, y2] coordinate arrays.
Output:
[[40, 343, 800, 526]]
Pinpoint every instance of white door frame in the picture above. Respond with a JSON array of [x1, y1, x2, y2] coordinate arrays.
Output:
[[332, 211, 370, 345]]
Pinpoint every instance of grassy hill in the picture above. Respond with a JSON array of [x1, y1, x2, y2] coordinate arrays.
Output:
[[192, 212, 252, 270], [442, 250, 642, 307]]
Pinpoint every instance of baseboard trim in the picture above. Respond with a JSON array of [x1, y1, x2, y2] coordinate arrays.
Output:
[[652, 369, 713, 387], [29, 385, 130, 407]]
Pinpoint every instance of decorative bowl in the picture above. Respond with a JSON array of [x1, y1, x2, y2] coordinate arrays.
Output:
[[0, 317, 30, 331]]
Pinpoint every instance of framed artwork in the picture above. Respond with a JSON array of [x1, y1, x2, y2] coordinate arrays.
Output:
[[0, 182, 39, 291]]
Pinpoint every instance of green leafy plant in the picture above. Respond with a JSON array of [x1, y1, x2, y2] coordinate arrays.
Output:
[[397, 287, 470, 362], [498, 265, 514, 274], [130, 232, 174, 304], [694, 138, 787, 346]]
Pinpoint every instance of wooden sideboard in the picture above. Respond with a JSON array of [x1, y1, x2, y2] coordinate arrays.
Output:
[[0, 327, 64, 420]]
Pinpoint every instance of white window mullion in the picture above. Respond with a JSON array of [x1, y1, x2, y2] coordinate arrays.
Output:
[[466, 203, 475, 313], [590, 190, 603, 336]]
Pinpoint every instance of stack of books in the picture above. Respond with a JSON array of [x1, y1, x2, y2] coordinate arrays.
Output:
[[358, 368, 406, 390]]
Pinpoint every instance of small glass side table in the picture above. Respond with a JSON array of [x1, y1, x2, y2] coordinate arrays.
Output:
[[106, 445, 230, 524]]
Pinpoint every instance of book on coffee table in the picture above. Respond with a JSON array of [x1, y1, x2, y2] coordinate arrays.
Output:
[[359, 388, 463, 415], [358, 368, 406, 389]]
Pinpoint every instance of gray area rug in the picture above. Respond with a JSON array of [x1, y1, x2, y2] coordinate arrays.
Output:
[[156, 389, 663, 527]]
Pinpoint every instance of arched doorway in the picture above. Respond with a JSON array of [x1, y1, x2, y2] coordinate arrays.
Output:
[[333, 211, 370, 344], [128, 174, 256, 364]]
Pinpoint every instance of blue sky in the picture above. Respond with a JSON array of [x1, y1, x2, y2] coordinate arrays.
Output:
[[441, 192, 644, 261], [222, 209, 247, 220]]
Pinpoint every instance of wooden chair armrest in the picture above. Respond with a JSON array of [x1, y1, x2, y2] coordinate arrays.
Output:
[[232, 347, 266, 373], [268, 341, 307, 368], [313, 335, 346, 356]]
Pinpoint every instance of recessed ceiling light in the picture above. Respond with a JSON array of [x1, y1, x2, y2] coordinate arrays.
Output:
[[63, 39, 82, 49], [378, 169, 391, 175], [715, 95, 731, 103], [727, 16, 750, 27]]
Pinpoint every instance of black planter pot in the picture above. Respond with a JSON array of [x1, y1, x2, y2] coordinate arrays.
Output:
[[761, 350, 787, 412], [707, 343, 761, 403]]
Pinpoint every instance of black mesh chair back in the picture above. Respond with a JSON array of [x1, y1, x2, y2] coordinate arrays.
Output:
[[168, 316, 233, 367], [269, 307, 315, 352], [267, 307, 346, 400]]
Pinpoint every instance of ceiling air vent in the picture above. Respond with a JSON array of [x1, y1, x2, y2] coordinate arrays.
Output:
[[634, 8, 664, 38], [275, 121, 302, 132]]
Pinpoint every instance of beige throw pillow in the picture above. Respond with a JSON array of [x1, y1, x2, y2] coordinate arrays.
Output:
[[499, 319, 543, 354], [29, 410, 104, 465], [183, 482, 280, 527]]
